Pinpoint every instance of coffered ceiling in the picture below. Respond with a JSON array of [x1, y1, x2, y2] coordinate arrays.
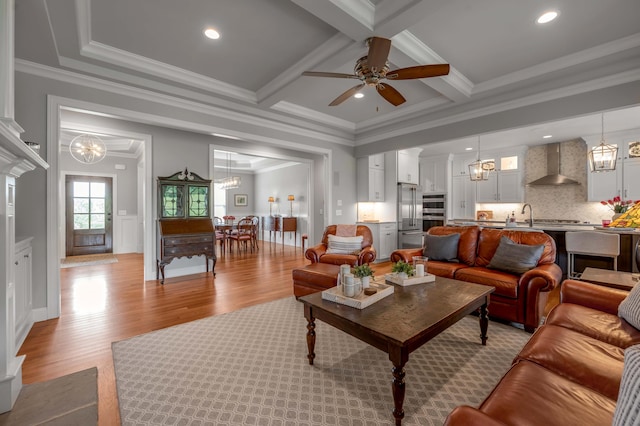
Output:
[[14, 0, 640, 155]]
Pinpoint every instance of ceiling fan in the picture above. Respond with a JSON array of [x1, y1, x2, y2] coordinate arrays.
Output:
[[302, 36, 450, 107]]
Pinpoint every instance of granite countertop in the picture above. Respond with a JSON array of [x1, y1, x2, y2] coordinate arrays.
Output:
[[449, 219, 640, 233]]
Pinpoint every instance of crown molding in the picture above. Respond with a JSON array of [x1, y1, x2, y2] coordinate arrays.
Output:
[[474, 32, 640, 95], [271, 101, 355, 132], [356, 68, 640, 146], [17, 60, 355, 148]]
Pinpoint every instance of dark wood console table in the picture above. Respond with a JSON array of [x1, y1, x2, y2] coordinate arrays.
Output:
[[157, 218, 216, 284], [262, 216, 297, 248]]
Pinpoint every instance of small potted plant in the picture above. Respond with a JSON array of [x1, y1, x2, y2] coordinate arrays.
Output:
[[352, 264, 375, 287], [391, 261, 414, 279]]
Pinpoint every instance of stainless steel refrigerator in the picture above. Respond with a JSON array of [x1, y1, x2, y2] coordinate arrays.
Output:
[[397, 183, 424, 249]]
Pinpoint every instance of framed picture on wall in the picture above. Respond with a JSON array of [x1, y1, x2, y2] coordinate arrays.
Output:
[[234, 194, 248, 206], [629, 141, 640, 158]]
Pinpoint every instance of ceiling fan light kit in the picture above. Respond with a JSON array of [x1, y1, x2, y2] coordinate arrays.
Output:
[[302, 36, 450, 107]]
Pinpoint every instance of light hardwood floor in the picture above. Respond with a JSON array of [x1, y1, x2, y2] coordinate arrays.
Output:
[[18, 243, 314, 425]]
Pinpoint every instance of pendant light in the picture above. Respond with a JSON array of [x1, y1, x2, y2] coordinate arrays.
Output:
[[69, 134, 106, 164], [220, 152, 241, 190], [468, 136, 489, 181], [588, 113, 618, 172]]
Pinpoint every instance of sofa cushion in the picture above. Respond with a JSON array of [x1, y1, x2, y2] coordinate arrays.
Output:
[[516, 324, 624, 400], [619, 283, 640, 330], [423, 233, 460, 262], [427, 226, 479, 266], [326, 235, 363, 254], [335, 224, 356, 237], [487, 236, 544, 274], [454, 266, 520, 298], [546, 303, 640, 349], [479, 360, 615, 426], [427, 261, 469, 279], [613, 344, 640, 426], [475, 228, 556, 268]]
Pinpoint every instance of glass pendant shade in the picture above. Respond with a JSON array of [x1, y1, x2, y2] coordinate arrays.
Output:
[[220, 152, 241, 189], [69, 134, 106, 164], [589, 113, 618, 172], [468, 136, 489, 181]]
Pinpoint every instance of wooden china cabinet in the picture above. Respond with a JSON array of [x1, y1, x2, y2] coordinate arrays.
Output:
[[156, 168, 216, 283]]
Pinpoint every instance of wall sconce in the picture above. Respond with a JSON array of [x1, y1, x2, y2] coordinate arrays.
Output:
[[288, 195, 295, 216], [268, 196, 275, 215]]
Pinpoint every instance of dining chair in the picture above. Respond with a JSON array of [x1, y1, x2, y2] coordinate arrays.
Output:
[[565, 231, 620, 279], [229, 218, 254, 253], [213, 217, 226, 255]]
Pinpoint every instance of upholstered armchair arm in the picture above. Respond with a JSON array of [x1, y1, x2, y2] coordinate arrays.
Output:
[[560, 279, 628, 315], [444, 406, 507, 426], [519, 263, 563, 331], [390, 248, 423, 263], [358, 246, 377, 265], [305, 244, 327, 264]]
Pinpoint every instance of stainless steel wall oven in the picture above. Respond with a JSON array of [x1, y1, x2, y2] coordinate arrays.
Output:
[[423, 193, 446, 231]]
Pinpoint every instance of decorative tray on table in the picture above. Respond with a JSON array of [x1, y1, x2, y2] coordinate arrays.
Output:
[[384, 273, 436, 286], [322, 280, 394, 309]]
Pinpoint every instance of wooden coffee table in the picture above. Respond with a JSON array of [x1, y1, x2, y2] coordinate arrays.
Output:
[[299, 276, 494, 425]]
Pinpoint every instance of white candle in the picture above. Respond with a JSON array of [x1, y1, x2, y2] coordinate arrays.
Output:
[[416, 264, 425, 277]]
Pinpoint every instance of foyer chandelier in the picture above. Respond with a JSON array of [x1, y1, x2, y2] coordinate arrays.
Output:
[[219, 152, 241, 190], [588, 113, 618, 172], [69, 134, 106, 164], [468, 136, 490, 181]]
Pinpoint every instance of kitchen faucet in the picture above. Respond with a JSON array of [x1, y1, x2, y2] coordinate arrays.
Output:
[[521, 203, 533, 227]]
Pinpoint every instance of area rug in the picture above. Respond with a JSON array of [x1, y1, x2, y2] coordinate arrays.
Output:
[[0, 367, 98, 425], [60, 253, 118, 268], [112, 297, 530, 425]]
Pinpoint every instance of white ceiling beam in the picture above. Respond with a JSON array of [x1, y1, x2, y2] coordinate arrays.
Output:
[[290, 0, 374, 41]]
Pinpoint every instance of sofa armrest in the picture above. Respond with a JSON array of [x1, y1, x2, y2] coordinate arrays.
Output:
[[358, 246, 377, 265], [519, 263, 563, 331], [444, 406, 507, 426], [305, 244, 326, 264], [560, 279, 629, 315], [390, 248, 423, 263]]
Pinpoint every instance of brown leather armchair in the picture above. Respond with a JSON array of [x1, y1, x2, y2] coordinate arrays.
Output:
[[305, 225, 376, 266]]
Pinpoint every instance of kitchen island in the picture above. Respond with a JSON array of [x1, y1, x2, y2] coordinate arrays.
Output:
[[448, 220, 640, 276]]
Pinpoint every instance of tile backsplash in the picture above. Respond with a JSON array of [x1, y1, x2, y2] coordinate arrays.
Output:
[[477, 139, 616, 224]]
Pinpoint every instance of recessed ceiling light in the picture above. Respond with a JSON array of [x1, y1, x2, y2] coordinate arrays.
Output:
[[204, 28, 220, 40], [354, 93, 364, 99], [465, 147, 473, 151], [543, 135, 553, 139], [536, 10, 559, 24]]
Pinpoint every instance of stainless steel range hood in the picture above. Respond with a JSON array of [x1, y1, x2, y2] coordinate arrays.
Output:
[[528, 142, 580, 186]]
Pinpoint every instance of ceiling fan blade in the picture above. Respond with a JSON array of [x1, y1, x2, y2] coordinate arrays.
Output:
[[302, 71, 360, 79], [376, 83, 406, 106], [386, 64, 450, 80], [329, 83, 366, 106], [367, 37, 391, 71]]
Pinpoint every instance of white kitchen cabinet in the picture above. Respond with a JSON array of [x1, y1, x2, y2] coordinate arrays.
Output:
[[369, 153, 385, 170], [359, 222, 397, 261], [451, 175, 477, 219], [451, 153, 478, 176], [587, 134, 640, 202], [397, 149, 420, 184], [420, 155, 449, 193], [357, 157, 385, 201], [476, 170, 523, 203], [14, 237, 33, 352]]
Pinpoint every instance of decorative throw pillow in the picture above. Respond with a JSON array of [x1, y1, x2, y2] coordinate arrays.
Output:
[[423, 233, 460, 262], [612, 345, 640, 426], [326, 235, 363, 254], [335, 224, 357, 237], [487, 236, 545, 275], [619, 283, 640, 330]]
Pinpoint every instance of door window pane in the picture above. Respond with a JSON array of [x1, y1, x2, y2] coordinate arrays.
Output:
[[91, 198, 105, 213], [74, 198, 90, 213], [74, 214, 89, 229], [74, 181, 90, 197], [91, 214, 105, 229], [91, 182, 105, 198]]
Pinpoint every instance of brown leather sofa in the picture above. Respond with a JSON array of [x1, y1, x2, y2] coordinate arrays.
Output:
[[444, 279, 640, 426], [391, 226, 562, 332], [305, 225, 376, 266]]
